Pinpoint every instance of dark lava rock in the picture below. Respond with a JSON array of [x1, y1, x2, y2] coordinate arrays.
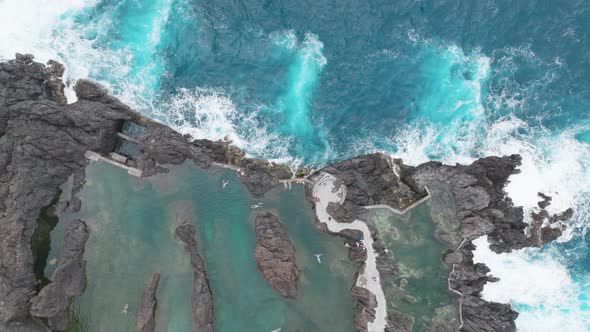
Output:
[[136, 272, 161, 332], [401, 155, 528, 253], [461, 295, 518, 332], [528, 193, 573, 248], [1, 57, 136, 327], [385, 310, 414, 332], [175, 223, 213, 332], [30, 220, 89, 331], [319, 153, 426, 222], [400, 156, 528, 331], [238, 159, 293, 198], [351, 286, 377, 332], [254, 211, 299, 299], [537, 192, 552, 209]]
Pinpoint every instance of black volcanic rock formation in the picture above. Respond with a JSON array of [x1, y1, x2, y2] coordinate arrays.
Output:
[[29, 219, 89, 331], [136, 272, 161, 332], [254, 211, 300, 299], [175, 223, 214, 332], [321, 153, 426, 223]]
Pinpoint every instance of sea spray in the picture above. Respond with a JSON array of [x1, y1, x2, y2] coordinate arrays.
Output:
[[54, 0, 174, 109], [407, 44, 491, 159], [472, 236, 590, 332], [271, 31, 328, 164], [164, 87, 294, 164], [0, 0, 98, 102], [0, 0, 94, 62]]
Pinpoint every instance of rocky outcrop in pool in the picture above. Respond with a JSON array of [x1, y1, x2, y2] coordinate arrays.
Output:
[[254, 211, 300, 299]]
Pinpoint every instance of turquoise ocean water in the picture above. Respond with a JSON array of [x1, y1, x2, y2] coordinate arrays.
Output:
[[1, 0, 589, 330]]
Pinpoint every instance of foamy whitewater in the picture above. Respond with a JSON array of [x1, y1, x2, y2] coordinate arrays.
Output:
[[1, 0, 589, 331]]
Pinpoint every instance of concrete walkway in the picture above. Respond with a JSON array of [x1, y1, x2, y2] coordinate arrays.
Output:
[[312, 173, 387, 332]]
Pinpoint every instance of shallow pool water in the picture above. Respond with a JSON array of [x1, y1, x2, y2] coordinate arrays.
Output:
[[47, 161, 357, 331], [363, 200, 460, 331]]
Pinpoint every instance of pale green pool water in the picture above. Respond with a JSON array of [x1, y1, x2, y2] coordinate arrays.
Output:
[[47, 161, 357, 331], [363, 200, 460, 331]]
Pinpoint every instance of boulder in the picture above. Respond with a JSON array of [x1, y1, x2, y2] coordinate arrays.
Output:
[[254, 212, 299, 298]]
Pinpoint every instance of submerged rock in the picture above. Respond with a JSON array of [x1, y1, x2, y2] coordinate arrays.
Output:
[[254, 212, 300, 299], [30, 220, 89, 331], [175, 223, 214, 332], [136, 272, 161, 332]]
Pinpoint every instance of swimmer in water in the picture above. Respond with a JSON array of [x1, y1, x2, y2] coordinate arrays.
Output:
[[314, 253, 323, 264]]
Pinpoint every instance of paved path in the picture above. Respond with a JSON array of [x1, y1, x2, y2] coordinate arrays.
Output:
[[312, 173, 387, 332]]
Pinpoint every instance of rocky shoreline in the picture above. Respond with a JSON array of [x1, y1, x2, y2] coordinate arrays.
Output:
[[0, 55, 572, 331], [304, 153, 572, 331], [29, 219, 89, 331], [0, 55, 296, 330]]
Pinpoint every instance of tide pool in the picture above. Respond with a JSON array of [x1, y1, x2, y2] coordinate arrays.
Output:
[[47, 161, 357, 331], [363, 201, 459, 331]]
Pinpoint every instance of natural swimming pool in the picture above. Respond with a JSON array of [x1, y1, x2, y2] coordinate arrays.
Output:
[[46, 161, 357, 331], [362, 191, 461, 331]]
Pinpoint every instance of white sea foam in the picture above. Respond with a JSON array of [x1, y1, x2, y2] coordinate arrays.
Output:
[[270, 30, 298, 50], [472, 236, 590, 332], [0, 0, 95, 62], [395, 106, 590, 332], [162, 87, 294, 164], [0, 0, 100, 102], [299, 32, 328, 68]]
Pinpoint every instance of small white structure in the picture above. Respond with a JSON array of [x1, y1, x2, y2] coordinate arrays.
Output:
[[85, 151, 142, 177]]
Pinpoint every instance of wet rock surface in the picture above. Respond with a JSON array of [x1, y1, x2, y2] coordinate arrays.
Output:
[[320, 153, 426, 223], [136, 272, 161, 332], [175, 223, 214, 332], [254, 211, 300, 299], [29, 220, 89, 331]]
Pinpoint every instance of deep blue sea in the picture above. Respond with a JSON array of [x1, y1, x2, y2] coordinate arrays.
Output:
[[1, 0, 589, 330]]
